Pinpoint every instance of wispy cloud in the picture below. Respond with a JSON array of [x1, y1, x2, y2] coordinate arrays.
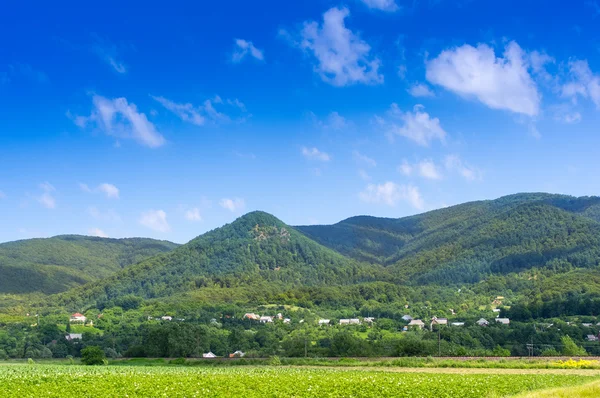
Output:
[[219, 198, 246, 212], [73, 95, 165, 148], [37, 182, 56, 209], [80, 183, 120, 199], [353, 150, 377, 167], [302, 146, 331, 162], [359, 182, 424, 209], [399, 159, 442, 180], [284, 7, 383, 86], [88, 228, 109, 238], [386, 104, 447, 146], [152, 95, 248, 126], [232, 39, 264, 63], [92, 35, 127, 74], [139, 209, 170, 232], [561, 59, 600, 109], [185, 208, 203, 222], [444, 155, 482, 181], [359, 0, 399, 12]]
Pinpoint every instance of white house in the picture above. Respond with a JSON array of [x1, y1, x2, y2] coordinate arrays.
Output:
[[318, 319, 331, 325], [283, 318, 291, 324], [587, 335, 599, 342], [450, 322, 465, 327], [229, 350, 246, 358], [339, 319, 360, 325], [65, 333, 82, 341], [408, 319, 425, 329], [402, 315, 413, 322], [431, 317, 448, 325], [202, 352, 217, 358], [70, 313, 87, 323], [476, 318, 489, 326], [582, 323, 593, 327], [161, 315, 173, 321], [260, 316, 274, 323], [243, 313, 260, 320], [363, 317, 375, 323], [493, 309, 501, 313], [495, 318, 510, 325]]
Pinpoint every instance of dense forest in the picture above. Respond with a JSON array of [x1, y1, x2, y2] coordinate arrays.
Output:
[[1, 193, 600, 359]]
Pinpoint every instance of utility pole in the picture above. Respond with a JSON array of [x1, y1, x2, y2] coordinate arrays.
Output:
[[438, 328, 441, 357], [304, 337, 308, 358]]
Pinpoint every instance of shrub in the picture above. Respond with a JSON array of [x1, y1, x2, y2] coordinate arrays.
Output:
[[81, 346, 106, 366]]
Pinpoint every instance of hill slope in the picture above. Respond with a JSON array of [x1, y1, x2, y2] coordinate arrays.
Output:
[[297, 193, 600, 284], [0, 235, 179, 294], [56, 212, 381, 309]]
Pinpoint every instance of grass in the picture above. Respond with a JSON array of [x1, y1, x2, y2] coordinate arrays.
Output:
[[0, 365, 596, 397], [514, 380, 600, 397]]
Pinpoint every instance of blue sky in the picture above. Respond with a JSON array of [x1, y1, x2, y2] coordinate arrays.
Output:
[[1, 0, 600, 243]]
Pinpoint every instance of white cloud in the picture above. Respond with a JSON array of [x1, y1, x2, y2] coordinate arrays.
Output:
[[353, 150, 376, 167], [408, 83, 435, 97], [139, 210, 170, 232], [80, 183, 120, 199], [152, 95, 248, 126], [360, 0, 399, 12], [185, 208, 202, 222], [387, 104, 447, 146], [219, 198, 246, 212], [75, 95, 165, 148], [88, 228, 109, 238], [444, 155, 481, 181], [302, 146, 331, 162], [151, 96, 206, 126], [399, 159, 442, 180], [562, 59, 600, 109], [549, 104, 582, 124], [92, 36, 127, 74], [88, 207, 122, 223], [293, 7, 383, 86], [426, 41, 540, 116], [38, 182, 56, 209], [232, 39, 264, 62], [311, 111, 349, 131], [359, 182, 424, 209], [358, 169, 371, 181]]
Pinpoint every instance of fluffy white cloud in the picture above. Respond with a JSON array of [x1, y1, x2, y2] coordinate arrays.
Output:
[[152, 95, 248, 126], [426, 41, 540, 116], [139, 210, 170, 232], [232, 39, 264, 62], [38, 182, 56, 209], [302, 146, 331, 162], [408, 83, 435, 97], [360, 0, 399, 12], [185, 208, 202, 222], [88, 228, 108, 238], [293, 7, 383, 86], [219, 198, 246, 212], [444, 155, 481, 181], [359, 182, 424, 209], [75, 95, 165, 148], [399, 159, 442, 180], [353, 151, 376, 167], [388, 104, 447, 146], [562, 60, 600, 108], [80, 183, 120, 199]]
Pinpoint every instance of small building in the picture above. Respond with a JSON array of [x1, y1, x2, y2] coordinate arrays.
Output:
[[276, 313, 283, 320], [450, 322, 465, 327], [363, 317, 375, 323], [582, 323, 593, 327], [495, 318, 510, 325], [318, 319, 331, 325], [161, 316, 173, 321], [587, 335, 599, 342], [229, 350, 246, 358], [339, 319, 360, 325], [431, 317, 448, 325], [493, 309, 501, 313], [408, 319, 425, 329], [260, 316, 274, 323], [70, 313, 87, 323], [65, 333, 82, 341], [283, 318, 291, 324], [202, 352, 217, 358], [402, 315, 413, 322], [243, 313, 260, 320], [476, 318, 489, 326]]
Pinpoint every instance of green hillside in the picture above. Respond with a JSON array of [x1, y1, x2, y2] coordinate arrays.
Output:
[[297, 193, 600, 284], [0, 235, 179, 294], [56, 211, 382, 309]]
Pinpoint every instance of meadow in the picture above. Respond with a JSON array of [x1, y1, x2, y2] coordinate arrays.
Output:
[[0, 365, 598, 397]]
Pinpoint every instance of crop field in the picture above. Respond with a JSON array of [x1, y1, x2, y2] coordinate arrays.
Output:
[[0, 365, 598, 397]]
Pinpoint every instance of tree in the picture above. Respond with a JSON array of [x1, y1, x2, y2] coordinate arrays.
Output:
[[561, 336, 587, 356], [81, 346, 106, 365]]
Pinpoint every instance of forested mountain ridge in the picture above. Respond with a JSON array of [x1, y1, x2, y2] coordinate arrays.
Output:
[[55, 211, 383, 310], [0, 235, 179, 295], [296, 193, 600, 284]]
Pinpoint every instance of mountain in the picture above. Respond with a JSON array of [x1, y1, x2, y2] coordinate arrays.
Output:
[[56, 211, 381, 309], [0, 235, 179, 295], [297, 193, 600, 284]]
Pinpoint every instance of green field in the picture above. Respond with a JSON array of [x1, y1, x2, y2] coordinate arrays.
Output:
[[0, 365, 597, 397]]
